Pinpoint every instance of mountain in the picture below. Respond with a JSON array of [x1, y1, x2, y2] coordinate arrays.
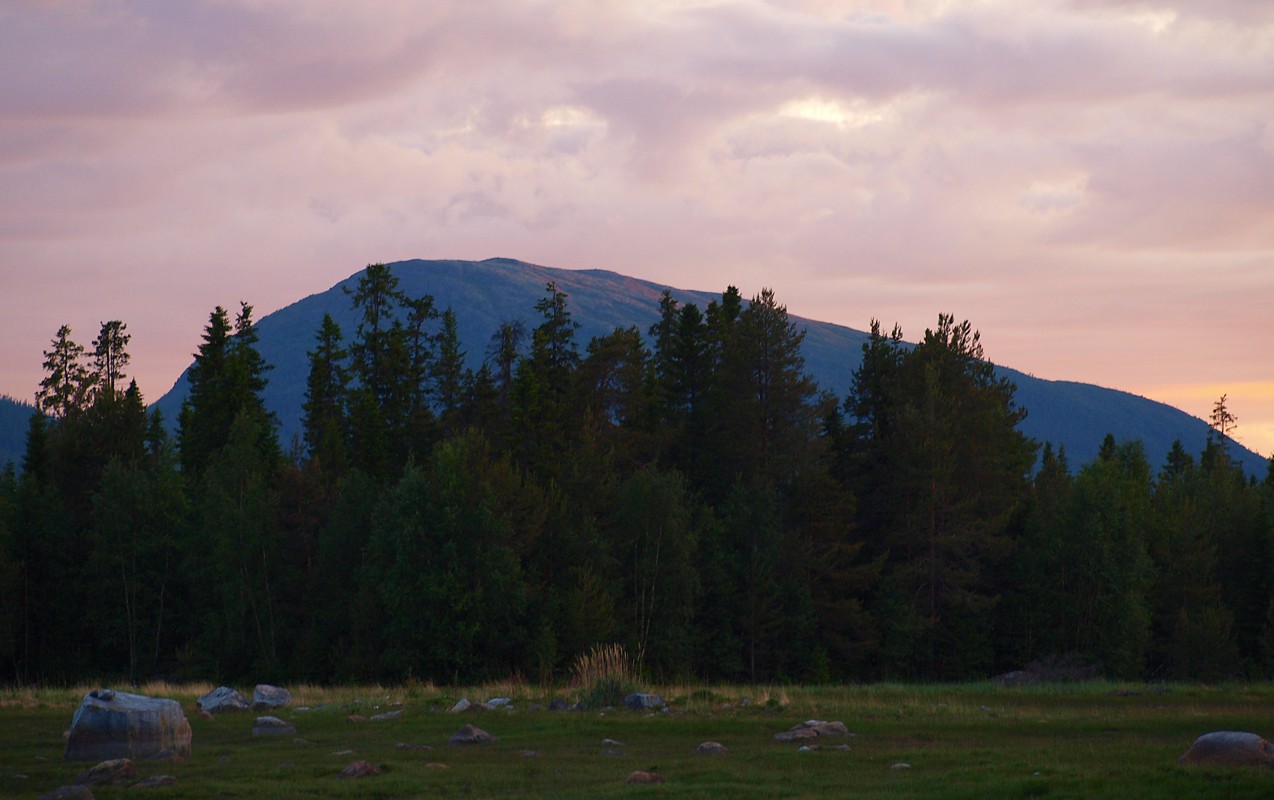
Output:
[[153, 257, 1267, 476], [0, 396, 36, 472]]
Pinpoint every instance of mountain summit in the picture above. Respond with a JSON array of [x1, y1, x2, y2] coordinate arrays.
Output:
[[153, 258, 1264, 475]]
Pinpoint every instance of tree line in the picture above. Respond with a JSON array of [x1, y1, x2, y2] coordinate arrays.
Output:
[[1, 263, 1272, 686]]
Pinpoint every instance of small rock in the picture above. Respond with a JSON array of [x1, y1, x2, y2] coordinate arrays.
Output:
[[626, 770, 665, 784], [132, 775, 177, 789], [521, 750, 539, 757], [37, 786, 94, 800], [252, 716, 296, 736], [449, 698, 472, 713], [338, 760, 380, 778], [602, 738, 625, 747], [74, 758, 136, 787], [395, 742, 432, 751], [547, 698, 571, 711], [485, 697, 512, 709], [890, 762, 911, 770], [331, 749, 356, 756], [347, 714, 367, 723], [624, 692, 666, 710], [1180, 731, 1274, 767], [370, 710, 402, 721], [696, 741, 728, 755], [448, 724, 494, 745]]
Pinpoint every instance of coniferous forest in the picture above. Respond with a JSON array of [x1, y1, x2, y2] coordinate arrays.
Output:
[[2, 264, 1272, 687]]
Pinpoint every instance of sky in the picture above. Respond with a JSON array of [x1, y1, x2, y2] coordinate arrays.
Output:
[[2, 0, 1272, 459]]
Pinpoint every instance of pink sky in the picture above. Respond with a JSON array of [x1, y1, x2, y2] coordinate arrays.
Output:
[[2, 0, 1272, 459]]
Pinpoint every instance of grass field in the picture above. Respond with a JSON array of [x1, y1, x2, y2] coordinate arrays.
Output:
[[4, 680, 1274, 798]]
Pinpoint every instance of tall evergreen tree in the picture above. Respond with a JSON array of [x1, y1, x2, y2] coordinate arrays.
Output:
[[301, 313, 349, 473], [37, 325, 92, 419]]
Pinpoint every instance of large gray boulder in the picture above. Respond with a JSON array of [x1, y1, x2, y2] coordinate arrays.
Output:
[[1180, 731, 1274, 767], [64, 690, 191, 762], [252, 684, 292, 711], [196, 686, 250, 713]]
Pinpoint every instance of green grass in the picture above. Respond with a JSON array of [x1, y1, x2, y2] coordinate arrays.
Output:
[[4, 681, 1274, 798]]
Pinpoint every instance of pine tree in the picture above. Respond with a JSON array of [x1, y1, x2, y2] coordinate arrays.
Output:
[[301, 313, 348, 473], [36, 325, 92, 419]]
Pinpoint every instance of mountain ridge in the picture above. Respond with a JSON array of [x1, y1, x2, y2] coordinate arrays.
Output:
[[149, 257, 1265, 476]]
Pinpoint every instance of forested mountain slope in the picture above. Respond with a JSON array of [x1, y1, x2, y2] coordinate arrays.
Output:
[[153, 258, 1265, 474]]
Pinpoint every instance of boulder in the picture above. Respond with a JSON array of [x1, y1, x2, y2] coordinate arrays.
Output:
[[196, 686, 250, 714], [448, 724, 494, 745], [64, 690, 191, 763], [252, 716, 296, 736], [1180, 731, 1274, 767], [73, 758, 136, 787], [252, 684, 291, 711], [624, 692, 666, 710], [626, 770, 665, 784], [774, 719, 850, 743], [338, 760, 381, 778]]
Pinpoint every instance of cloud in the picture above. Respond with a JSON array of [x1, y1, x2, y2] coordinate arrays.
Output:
[[1, 0, 1273, 455]]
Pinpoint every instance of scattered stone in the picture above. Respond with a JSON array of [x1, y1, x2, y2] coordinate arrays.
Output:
[[331, 749, 356, 756], [696, 741, 728, 755], [624, 692, 666, 710], [1180, 732, 1274, 767], [65, 691, 192, 763], [485, 697, 512, 709], [602, 738, 625, 747], [773, 727, 819, 743], [798, 745, 814, 752], [774, 719, 850, 742], [449, 698, 472, 713], [252, 716, 297, 736], [347, 715, 367, 723], [448, 724, 494, 745], [37, 786, 94, 800], [73, 758, 136, 787], [547, 698, 571, 712], [890, 763, 911, 770], [132, 775, 177, 789], [626, 770, 665, 784], [253, 684, 292, 712], [395, 742, 432, 751], [198, 710, 213, 721], [370, 710, 402, 721], [338, 760, 381, 778], [196, 686, 250, 714]]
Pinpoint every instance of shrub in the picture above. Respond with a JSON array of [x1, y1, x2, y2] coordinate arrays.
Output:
[[571, 644, 638, 709]]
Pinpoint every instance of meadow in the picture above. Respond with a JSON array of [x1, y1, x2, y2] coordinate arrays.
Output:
[[4, 680, 1274, 798]]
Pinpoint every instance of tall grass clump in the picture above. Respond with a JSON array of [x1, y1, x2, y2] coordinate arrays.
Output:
[[570, 643, 637, 709]]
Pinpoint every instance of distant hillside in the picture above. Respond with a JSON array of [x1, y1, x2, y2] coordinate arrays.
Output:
[[153, 258, 1267, 476], [0, 396, 35, 472]]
